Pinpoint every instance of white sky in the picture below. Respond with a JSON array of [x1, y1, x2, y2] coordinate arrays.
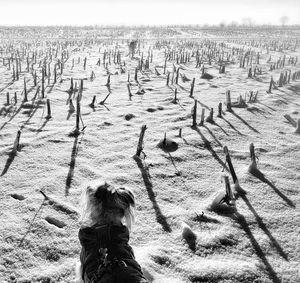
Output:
[[0, 0, 299, 26]]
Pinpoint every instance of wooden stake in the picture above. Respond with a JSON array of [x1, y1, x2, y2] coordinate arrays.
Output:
[[54, 65, 57, 84], [105, 75, 111, 87], [48, 63, 51, 84], [248, 143, 259, 173], [217, 102, 222, 118], [171, 68, 174, 85], [34, 71, 37, 86], [226, 90, 232, 112], [175, 68, 180, 84], [16, 59, 19, 80], [41, 68, 45, 98], [172, 88, 178, 104], [248, 67, 252, 78], [33, 86, 40, 101], [69, 99, 75, 113], [267, 76, 273, 93], [249, 143, 256, 164], [12, 65, 15, 81], [199, 108, 205, 126], [78, 79, 83, 101], [295, 119, 300, 134], [178, 128, 182, 138], [90, 71, 95, 81], [46, 99, 52, 119], [192, 100, 197, 127], [190, 78, 195, 97], [134, 67, 138, 82], [89, 95, 96, 108], [224, 175, 234, 205], [70, 78, 74, 93], [278, 73, 283, 87], [48, 71, 51, 85], [83, 57, 87, 70], [24, 78, 27, 102], [76, 97, 80, 131], [13, 130, 21, 153], [6, 92, 10, 105], [166, 72, 170, 86], [163, 132, 167, 146], [223, 146, 238, 184], [127, 84, 132, 98], [136, 125, 147, 157], [99, 93, 111, 105], [211, 175, 235, 212], [39, 190, 48, 200], [206, 108, 214, 123]]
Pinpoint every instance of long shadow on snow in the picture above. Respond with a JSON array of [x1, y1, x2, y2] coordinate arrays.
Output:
[[35, 118, 50, 133], [20, 101, 44, 131], [133, 155, 172, 233], [0, 102, 25, 131], [1, 150, 17, 176], [196, 100, 210, 111], [230, 212, 282, 283], [34, 102, 50, 133], [288, 84, 300, 95], [230, 110, 260, 134], [246, 106, 270, 118], [0, 81, 14, 93], [193, 126, 229, 172], [250, 168, 295, 208], [257, 101, 276, 112], [235, 190, 289, 261], [221, 116, 245, 136], [212, 121, 230, 136], [203, 125, 224, 147], [65, 136, 80, 196]]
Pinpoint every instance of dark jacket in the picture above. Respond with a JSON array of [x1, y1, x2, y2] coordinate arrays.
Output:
[[79, 224, 149, 283]]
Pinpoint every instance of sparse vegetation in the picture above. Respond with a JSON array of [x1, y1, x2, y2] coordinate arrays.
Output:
[[0, 24, 299, 283]]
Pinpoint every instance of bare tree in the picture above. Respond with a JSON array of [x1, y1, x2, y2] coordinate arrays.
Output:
[[279, 16, 289, 26]]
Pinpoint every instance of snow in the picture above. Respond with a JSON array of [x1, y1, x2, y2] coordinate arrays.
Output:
[[0, 26, 300, 282]]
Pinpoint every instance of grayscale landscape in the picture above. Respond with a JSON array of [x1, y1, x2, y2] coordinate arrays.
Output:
[[0, 1, 299, 282]]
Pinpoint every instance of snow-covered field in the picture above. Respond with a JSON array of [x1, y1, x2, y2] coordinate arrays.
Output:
[[0, 26, 299, 283]]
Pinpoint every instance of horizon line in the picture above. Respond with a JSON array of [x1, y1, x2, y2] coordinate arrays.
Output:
[[1, 24, 300, 28]]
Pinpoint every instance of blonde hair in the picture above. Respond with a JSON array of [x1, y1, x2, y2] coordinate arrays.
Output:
[[79, 180, 135, 231]]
